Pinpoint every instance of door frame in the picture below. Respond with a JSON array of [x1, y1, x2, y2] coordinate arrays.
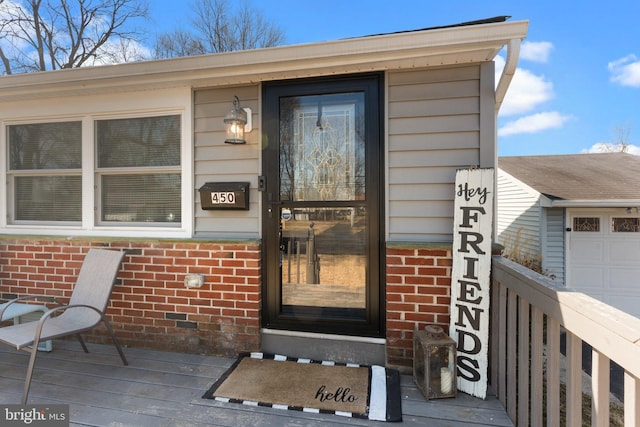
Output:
[[261, 73, 385, 338]]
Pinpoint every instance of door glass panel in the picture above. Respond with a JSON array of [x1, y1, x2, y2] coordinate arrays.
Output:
[[280, 207, 367, 310], [279, 93, 365, 202], [278, 92, 367, 314]]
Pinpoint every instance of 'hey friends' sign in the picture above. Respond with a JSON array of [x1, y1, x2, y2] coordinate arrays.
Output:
[[449, 168, 494, 399]]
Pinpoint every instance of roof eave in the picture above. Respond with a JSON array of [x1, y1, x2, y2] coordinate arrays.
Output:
[[0, 19, 528, 101], [550, 200, 640, 208]]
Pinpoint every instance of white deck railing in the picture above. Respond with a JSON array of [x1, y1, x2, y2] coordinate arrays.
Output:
[[491, 256, 640, 427]]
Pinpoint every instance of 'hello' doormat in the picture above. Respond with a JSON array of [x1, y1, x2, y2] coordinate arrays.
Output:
[[202, 352, 402, 422]]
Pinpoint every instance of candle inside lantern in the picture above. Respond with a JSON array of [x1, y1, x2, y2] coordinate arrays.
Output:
[[440, 367, 453, 394]]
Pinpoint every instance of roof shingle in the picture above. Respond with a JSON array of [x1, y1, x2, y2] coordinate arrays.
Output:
[[499, 153, 640, 200]]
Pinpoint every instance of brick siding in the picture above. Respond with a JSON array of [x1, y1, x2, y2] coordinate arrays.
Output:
[[386, 245, 453, 372], [0, 238, 261, 357], [0, 238, 453, 370]]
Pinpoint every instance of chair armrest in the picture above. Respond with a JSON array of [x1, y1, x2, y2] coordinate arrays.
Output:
[[3, 295, 61, 306], [31, 304, 104, 345], [0, 295, 62, 320]]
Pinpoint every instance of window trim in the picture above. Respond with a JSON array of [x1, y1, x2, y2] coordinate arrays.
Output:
[[94, 114, 182, 227], [572, 216, 601, 233], [2, 109, 193, 238], [612, 217, 640, 233], [6, 119, 83, 225]]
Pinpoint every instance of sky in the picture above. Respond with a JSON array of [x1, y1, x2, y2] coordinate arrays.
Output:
[[95, 1, 640, 156]]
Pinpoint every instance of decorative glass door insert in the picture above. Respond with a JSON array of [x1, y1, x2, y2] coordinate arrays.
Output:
[[262, 74, 382, 336], [280, 94, 366, 311]]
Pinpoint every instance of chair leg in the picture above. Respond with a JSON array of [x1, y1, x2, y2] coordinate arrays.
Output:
[[76, 333, 89, 353], [101, 316, 128, 366], [21, 346, 39, 405]]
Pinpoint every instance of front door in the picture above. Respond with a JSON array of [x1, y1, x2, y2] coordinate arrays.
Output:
[[262, 74, 383, 337]]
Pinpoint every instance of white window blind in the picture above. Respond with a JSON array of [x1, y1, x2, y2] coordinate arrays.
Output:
[[96, 115, 181, 225], [8, 122, 82, 222]]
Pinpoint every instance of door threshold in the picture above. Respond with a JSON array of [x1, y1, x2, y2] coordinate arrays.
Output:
[[261, 328, 386, 344], [261, 329, 386, 365]]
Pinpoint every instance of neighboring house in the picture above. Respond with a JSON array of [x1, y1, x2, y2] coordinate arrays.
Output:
[[0, 17, 528, 372], [497, 153, 640, 318]]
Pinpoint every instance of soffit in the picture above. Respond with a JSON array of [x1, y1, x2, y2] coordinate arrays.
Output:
[[0, 19, 528, 102]]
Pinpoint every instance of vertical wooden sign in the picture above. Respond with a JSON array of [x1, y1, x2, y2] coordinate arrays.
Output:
[[449, 168, 494, 399]]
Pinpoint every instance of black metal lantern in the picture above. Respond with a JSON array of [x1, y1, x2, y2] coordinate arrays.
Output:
[[413, 324, 457, 399], [224, 96, 252, 144]]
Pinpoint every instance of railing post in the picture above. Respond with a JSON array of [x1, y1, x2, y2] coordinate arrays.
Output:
[[565, 331, 582, 427], [625, 372, 640, 427], [517, 297, 530, 426], [498, 284, 507, 409], [530, 306, 544, 427], [490, 277, 500, 397], [546, 317, 561, 427], [591, 349, 610, 426], [507, 291, 517, 421]]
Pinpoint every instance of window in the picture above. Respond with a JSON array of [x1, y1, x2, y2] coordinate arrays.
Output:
[[8, 122, 82, 223], [573, 217, 600, 232], [96, 115, 181, 225], [612, 217, 640, 232]]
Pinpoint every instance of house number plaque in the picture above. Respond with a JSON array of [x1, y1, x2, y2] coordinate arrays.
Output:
[[210, 192, 236, 205], [199, 182, 250, 210]]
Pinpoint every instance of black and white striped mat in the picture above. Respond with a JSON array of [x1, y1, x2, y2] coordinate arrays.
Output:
[[203, 352, 402, 422]]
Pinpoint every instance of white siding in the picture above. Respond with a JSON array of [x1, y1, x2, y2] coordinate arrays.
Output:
[[496, 169, 542, 263], [542, 207, 565, 284], [387, 64, 494, 242], [193, 85, 260, 239]]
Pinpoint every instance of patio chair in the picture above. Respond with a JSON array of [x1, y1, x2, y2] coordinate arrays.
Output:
[[0, 248, 128, 404]]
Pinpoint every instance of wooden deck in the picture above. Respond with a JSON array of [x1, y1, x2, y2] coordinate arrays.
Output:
[[0, 340, 512, 426]]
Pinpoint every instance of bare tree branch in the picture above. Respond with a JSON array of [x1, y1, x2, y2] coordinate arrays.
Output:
[[0, 0, 148, 74], [153, 0, 285, 59]]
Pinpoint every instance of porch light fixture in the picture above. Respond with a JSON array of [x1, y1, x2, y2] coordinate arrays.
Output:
[[224, 96, 252, 144]]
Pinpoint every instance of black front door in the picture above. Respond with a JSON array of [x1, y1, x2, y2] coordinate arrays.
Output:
[[262, 73, 384, 337]]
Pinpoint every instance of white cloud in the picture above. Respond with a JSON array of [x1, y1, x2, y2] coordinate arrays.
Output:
[[608, 54, 640, 87], [520, 41, 553, 63], [498, 111, 572, 137], [496, 55, 555, 116], [92, 39, 153, 66], [582, 142, 640, 155]]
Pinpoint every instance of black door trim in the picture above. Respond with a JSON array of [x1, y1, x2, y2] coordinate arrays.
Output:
[[261, 72, 385, 338]]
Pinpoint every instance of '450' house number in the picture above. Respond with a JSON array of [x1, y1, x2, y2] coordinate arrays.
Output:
[[198, 182, 250, 210], [211, 192, 236, 204]]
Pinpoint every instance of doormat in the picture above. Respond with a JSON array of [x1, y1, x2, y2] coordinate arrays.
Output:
[[202, 352, 402, 422]]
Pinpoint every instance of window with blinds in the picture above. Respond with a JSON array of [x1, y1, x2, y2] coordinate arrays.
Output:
[[96, 115, 181, 225], [8, 121, 82, 223]]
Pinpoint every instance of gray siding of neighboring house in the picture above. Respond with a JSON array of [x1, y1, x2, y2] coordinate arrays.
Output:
[[496, 169, 541, 263], [387, 63, 495, 242], [542, 207, 565, 284], [193, 85, 260, 239]]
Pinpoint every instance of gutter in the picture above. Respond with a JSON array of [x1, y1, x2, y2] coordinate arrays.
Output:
[[495, 38, 522, 113], [549, 200, 640, 208]]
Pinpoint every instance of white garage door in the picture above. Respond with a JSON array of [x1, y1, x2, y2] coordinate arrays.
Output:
[[567, 210, 640, 318]]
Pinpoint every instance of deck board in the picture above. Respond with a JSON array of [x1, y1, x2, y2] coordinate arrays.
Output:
[[0, 340, 512, 426]]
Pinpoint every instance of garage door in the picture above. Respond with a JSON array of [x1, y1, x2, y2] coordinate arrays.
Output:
[[567, 211, 640, 318]]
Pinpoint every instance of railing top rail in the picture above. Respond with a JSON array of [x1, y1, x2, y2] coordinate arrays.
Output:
[[492, 255, 640, 378]]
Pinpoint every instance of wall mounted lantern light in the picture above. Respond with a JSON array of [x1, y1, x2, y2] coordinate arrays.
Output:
[[224, 96, 252, 144]]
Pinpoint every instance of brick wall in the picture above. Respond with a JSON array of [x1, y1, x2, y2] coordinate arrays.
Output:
[[0, 238, 261, 357], [0, 237, 454, 369], [386, 245, 453, 372]]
